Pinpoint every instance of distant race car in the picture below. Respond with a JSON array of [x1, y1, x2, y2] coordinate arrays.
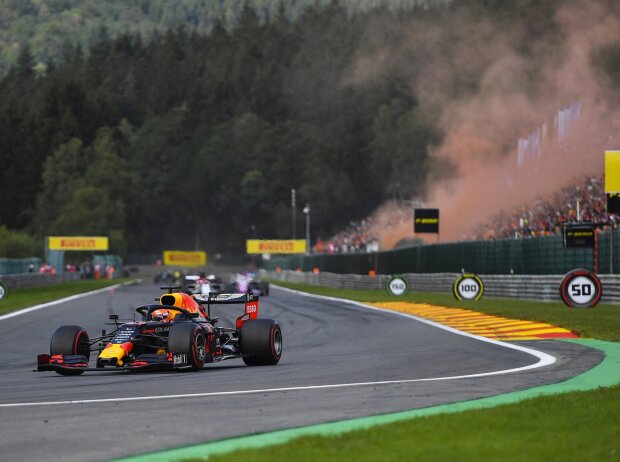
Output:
[[36, 287, 282, 375], [184, 274, 228, 296], [234, 272, 270, 296]]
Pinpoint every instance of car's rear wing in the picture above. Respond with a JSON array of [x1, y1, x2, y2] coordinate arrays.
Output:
[[194, 293, 258, 304], [194, 293, 259, 328]]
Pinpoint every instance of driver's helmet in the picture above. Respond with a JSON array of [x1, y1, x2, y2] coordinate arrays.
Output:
[[151, 308, 179, 322]]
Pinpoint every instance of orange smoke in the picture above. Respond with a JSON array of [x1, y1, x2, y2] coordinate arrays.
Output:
[[350, 0, 620, 247]]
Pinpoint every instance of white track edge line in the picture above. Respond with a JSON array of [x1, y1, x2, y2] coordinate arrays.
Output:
[[0, 284, 556, 408], [272, 285, 556, 368]]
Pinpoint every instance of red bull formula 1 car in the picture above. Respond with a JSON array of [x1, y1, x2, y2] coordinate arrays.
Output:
[[36, 287, 282, 375]]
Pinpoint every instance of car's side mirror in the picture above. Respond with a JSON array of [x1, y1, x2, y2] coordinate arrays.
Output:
[[109, 314, 119, 321]]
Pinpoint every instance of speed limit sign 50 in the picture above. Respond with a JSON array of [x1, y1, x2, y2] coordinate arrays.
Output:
[[560, 269, 602, 307]]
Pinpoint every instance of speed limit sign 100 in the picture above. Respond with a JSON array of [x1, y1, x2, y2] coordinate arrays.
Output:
[[560, 269, 602, 307], [453, 273, 484, 301]]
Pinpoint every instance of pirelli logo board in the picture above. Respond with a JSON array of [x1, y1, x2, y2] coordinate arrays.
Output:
[[414, 209, 439, 234], [246, 240, 307, 254], [163, 251, 207, 267], [48, 236, 109, 251]]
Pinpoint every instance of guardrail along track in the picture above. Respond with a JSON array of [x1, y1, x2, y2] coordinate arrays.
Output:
[[262, 270, 620, 303]]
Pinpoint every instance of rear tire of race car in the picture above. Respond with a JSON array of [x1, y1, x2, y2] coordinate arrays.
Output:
[[168, 323, 207, 371], [240, 319, 282, 366], [50, 325, 90, 376]]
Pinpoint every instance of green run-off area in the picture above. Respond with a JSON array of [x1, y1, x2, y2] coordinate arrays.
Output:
[[201, 384, 620, 462], [177, 281, 620, 462], [0, 279, 130, 316]]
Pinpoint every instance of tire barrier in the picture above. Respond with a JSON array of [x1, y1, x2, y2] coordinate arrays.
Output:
[[262, 269, 620, 304]]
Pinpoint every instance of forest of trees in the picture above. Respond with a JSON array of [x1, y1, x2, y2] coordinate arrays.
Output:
[[0, 0, 448, 75], [1, 0, 619, 258]]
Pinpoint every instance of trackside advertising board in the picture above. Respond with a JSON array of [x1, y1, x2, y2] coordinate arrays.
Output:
[[246, 240, 307, 254], [563, 223, 595, 248], [163, 251, 207, 267], [605, 150, 620, 192], [605, 150, 620, 213], [414, 209, 439, 234], [48, 236, 109, 251]]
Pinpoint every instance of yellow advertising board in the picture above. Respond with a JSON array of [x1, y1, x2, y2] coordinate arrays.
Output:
[[605, 150, 620, 192], [163, 250, 207, 267], [48, 236, 109, 251], [246, 240, 307, 254]]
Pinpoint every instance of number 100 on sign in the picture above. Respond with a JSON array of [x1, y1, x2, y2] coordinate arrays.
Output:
[[453, 274, 484, 301]]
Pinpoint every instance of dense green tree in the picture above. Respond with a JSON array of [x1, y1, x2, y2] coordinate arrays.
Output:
[[2, 0, 616, 258]]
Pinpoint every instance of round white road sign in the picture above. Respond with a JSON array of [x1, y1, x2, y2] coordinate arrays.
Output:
[[560, 269, 602, 307], [0, 282, 7, 301], [453, 274, 484, 301], [387, 276, 408, 296]]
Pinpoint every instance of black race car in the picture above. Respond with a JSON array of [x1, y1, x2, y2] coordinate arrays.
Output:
[[36, 288, 282, 375]]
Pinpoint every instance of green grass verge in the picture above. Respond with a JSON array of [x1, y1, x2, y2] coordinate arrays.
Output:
[[267, 280, 620, 342], [0, 278, 131, 315], [200, 384, 620, 462]]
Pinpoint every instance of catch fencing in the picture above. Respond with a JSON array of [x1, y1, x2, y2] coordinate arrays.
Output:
[[262, 270, 620, 304], [263, 230, 620, 276], [0, 257, 41, 275], [0, 272, 82, 290]]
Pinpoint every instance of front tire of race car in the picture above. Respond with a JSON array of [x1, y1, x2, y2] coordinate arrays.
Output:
[[50, 325, 90, 376], [168, 323, 207, 371], [240, 319, 282, 366]]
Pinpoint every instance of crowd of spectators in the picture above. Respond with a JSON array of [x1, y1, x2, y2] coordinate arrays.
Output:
[[33, 261, 116, 279], [313, 175, 611, 254], [314, 217, 380, 254], [314, 204, 412, 253], [472, 175, 614, 240]]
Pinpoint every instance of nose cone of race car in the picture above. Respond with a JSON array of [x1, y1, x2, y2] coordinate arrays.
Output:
[[99, 343, 133, 366]]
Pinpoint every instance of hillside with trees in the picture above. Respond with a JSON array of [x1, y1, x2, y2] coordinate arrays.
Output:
[[1, 0, 619, 258], [0, 0, 447, 75]]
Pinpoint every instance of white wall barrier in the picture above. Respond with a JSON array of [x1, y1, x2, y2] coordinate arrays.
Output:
[[261, 270, 620, 304]]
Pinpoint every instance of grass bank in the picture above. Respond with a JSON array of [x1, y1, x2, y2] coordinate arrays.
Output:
[[183, 281, 620, 462], [268, 280, 620, 342], [201, 384, 619, 462], [0, 278, 131, 316]]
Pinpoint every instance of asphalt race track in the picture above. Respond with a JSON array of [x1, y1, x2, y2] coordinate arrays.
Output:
[[0, 283, 603, 461]]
